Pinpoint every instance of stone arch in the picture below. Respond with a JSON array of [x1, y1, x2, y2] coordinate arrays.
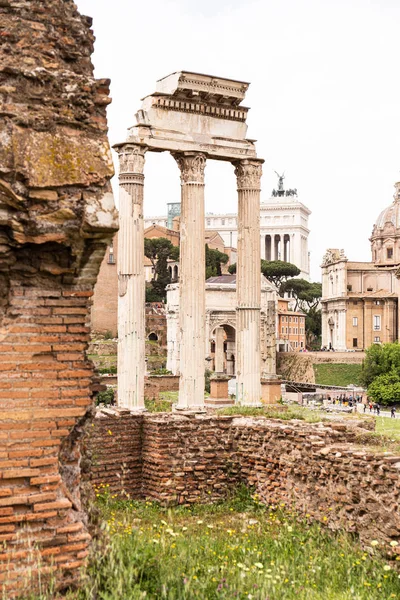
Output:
[[148, 332, 158, 341]]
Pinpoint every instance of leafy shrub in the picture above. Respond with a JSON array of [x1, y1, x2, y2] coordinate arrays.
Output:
[[204, 369, 212, 393], [104, 330, 114, 340], [96, 388, 115, 406], [151, 368, 172, 376]]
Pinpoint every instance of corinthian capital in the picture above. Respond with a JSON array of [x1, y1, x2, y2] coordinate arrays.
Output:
[[117, 144, 147, 175], [172, 152, 206, 185], [234, 159, 263, 190]]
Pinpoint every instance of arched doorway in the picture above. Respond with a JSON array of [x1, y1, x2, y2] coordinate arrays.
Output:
[[211, 324, 236, 374], [148, 332, 158, 342]]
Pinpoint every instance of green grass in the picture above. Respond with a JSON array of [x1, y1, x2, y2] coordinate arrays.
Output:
[[218, 405, 326, 423], [313, 364, 362, 387], [30, 486, 400, 600], [375, 416, 400, 441]]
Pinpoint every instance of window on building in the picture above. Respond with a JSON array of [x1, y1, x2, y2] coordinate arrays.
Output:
[[108, 242, 115, 264], [281, 327, 284, 333], [347, 284, 352, 292], [289, 328, 291, 334], [353, 338, 358, 348], [387, 247, 393, 259], [289, 317, 292, 323], [352, 300, 358, 305], [374, 300, 381, 305], [221, 219, 225, 225], [295, 341, 298, 348], [367, 287, 373, 292], [285, 327, 288, 334], [300, 341, 304, 348], [373, 315, 381, 330], [352, 317, 358, 326], [374, 336, 381, 343], [207, 219, 211, 226]]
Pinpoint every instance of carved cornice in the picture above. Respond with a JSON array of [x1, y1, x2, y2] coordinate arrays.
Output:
[[234, 159, 263, 190], [154, 97, 248, 122], [117, 144, 147, 176], [173, 152, 206, 185]]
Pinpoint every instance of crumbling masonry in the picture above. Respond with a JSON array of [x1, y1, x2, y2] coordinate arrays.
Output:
[[0, 1, 117, 596]]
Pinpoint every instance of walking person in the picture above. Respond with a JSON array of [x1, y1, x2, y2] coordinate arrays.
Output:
[[391, 406, 396, 419], [375, 403, 380, 416]]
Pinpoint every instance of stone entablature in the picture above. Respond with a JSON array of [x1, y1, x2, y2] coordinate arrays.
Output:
[[121, 71, 257, 162]]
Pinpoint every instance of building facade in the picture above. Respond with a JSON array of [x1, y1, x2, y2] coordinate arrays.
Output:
[[277, 298, 306, 351], [145, 190, 311, 280], [321, 182, 400, 351]]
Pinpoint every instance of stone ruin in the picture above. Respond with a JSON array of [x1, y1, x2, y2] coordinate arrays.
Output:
[[1, 2, 400, 598], [0, 0, 117, 596]]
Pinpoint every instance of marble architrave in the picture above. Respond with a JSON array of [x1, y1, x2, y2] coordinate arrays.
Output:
[[115, 72, 257, 162]]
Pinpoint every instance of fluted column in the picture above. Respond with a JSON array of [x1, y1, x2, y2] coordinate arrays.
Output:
[[173, 152, 207, 409], [234, 159, 264, 405], [116, 144, 146, 410], [215, 327, 225, 373]]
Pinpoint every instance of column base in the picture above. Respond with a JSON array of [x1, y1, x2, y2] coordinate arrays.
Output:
[[261, 376, 282, 405], [205, 397, 235, 408]]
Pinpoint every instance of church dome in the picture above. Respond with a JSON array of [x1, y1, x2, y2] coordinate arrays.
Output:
[[371, 182, 400, 265]]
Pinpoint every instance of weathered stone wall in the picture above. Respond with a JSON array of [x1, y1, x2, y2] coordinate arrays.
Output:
[[277, 352, 315, 382], [85, 411, 400, 554], [0, 1, 117, 596]]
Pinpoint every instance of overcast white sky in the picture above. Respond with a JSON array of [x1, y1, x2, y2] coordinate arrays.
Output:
[[76, 0, 400, 281]]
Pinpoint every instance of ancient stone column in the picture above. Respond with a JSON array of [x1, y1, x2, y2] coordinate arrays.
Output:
[[234, 159, 264, 405], [173, 152, 207, 409], [215, 326, 225, 373], [117, 145, 147, 410]]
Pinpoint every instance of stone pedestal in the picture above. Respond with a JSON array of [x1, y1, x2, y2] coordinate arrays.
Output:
[[205, 374, 233, 408], [173, 153, 207, 410], [116, 145, 146, 411], [234, 159, 264, 406], [261, 376, 282, 405]]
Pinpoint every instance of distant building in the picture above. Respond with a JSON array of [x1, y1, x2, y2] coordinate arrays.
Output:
[[145, 185, 311, 279], [321, 182, 400, 351], [276, 298, 306, 352], [91, 224, 236, 336], [166, 274, 277, 376]]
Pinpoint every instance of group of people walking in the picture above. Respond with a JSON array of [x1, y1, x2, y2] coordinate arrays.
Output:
[[362, 401, 397, 418]]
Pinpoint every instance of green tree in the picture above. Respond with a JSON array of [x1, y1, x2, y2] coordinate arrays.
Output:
[[280, 279, 322, 348], [305, 307, 322, 348], [361, 341, 400, 388], [144, 238, 179, 302], [281, 279, 322, 310], [205, 245, 229, 279], [367, 370, 400, 405], [261, 260, 301, 289], [228, 260, 300, 291]]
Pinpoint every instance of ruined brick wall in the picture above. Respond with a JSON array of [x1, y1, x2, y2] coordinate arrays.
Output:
[[82, 409, 142, 499], [0, 1, 117, 596], [85, 411, 400, 553]]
